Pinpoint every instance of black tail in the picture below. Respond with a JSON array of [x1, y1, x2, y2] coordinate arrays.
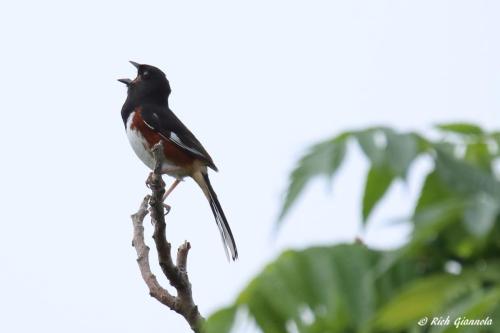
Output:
[[196, 172, 238, 261]]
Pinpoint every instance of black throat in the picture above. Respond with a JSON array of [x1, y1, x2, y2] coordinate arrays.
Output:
[[121, 89, 169, 126]]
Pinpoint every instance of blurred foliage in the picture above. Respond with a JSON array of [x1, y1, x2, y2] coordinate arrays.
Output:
[[204, 123, 500, 333]]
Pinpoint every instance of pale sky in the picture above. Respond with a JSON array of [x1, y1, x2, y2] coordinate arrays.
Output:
[[1, 1, 499, 332]]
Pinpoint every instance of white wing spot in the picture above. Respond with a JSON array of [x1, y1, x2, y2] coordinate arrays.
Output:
[[170, 132, 204, 156]]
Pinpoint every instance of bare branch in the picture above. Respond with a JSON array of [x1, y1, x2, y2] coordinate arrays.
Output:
[[131, 196, 177, 308], [131, 141, 204, 333]]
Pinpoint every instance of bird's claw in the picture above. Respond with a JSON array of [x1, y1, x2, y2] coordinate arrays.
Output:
[[147, 204, 171, 222], [163, 203, 171, 216], [146, 172, 165, 189]]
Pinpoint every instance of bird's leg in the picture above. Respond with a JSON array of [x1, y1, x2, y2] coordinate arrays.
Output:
[[144, 171, 171, 216], [163, 179, 181, 201], [160, 179, 181, 216], [146, 165, 183, 214]]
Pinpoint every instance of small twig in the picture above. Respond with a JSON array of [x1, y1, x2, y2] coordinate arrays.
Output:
[[177, 241, 191, 273], [131, 141, 204, 332]]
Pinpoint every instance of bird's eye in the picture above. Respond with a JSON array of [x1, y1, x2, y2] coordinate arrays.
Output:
[[142, 70, 150, 78]]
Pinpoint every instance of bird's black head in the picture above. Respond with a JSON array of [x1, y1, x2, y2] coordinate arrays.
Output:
[[118, 61, 171, 105]]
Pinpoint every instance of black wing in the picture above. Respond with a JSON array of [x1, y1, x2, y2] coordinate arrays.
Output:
[[140, 104, 218, 171]]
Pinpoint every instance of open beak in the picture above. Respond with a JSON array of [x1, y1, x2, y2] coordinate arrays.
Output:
[[118, 61, 141, 86], [118, 78, 132, 86], [129, 61, 140, 69]]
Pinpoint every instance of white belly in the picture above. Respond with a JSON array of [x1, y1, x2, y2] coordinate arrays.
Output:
[[125, 112, 187, 179], [126, 112, 156, 170]]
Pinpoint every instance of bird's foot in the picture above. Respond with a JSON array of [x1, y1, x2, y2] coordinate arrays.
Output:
[[145, 172, 154, 188], [146, 172, 165, 189], [148, 203, 171, 223]]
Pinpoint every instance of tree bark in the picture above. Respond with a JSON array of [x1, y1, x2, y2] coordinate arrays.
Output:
[[131, 142, 204, 332]]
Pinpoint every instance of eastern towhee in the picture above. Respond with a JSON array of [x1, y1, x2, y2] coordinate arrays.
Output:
[[119, 61, 238, 261]]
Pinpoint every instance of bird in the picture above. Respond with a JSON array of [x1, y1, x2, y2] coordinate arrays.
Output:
[[118, 61, 238, 261]]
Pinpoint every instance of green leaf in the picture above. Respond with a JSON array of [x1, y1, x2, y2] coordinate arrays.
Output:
[[385, 131, 419, 178], [278, 127, 422, 226], [375, 271, 480, 330], [465, 141, 492, 171], [431, 287, 500, 333], [215, 124, 500, 333], [410, 199, 465, 249], [355, 128, 388, 166], [463, 193, 499, 237], [203, 306, 237, 333], [236, 245, 379, 332], [362, 166, 394, 223], [277, 133, 349, 222], [355, 128, 419, 178], [436, 123, 484, 135], [415, 170, 455, 214], [435, 149, 500, 200]]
